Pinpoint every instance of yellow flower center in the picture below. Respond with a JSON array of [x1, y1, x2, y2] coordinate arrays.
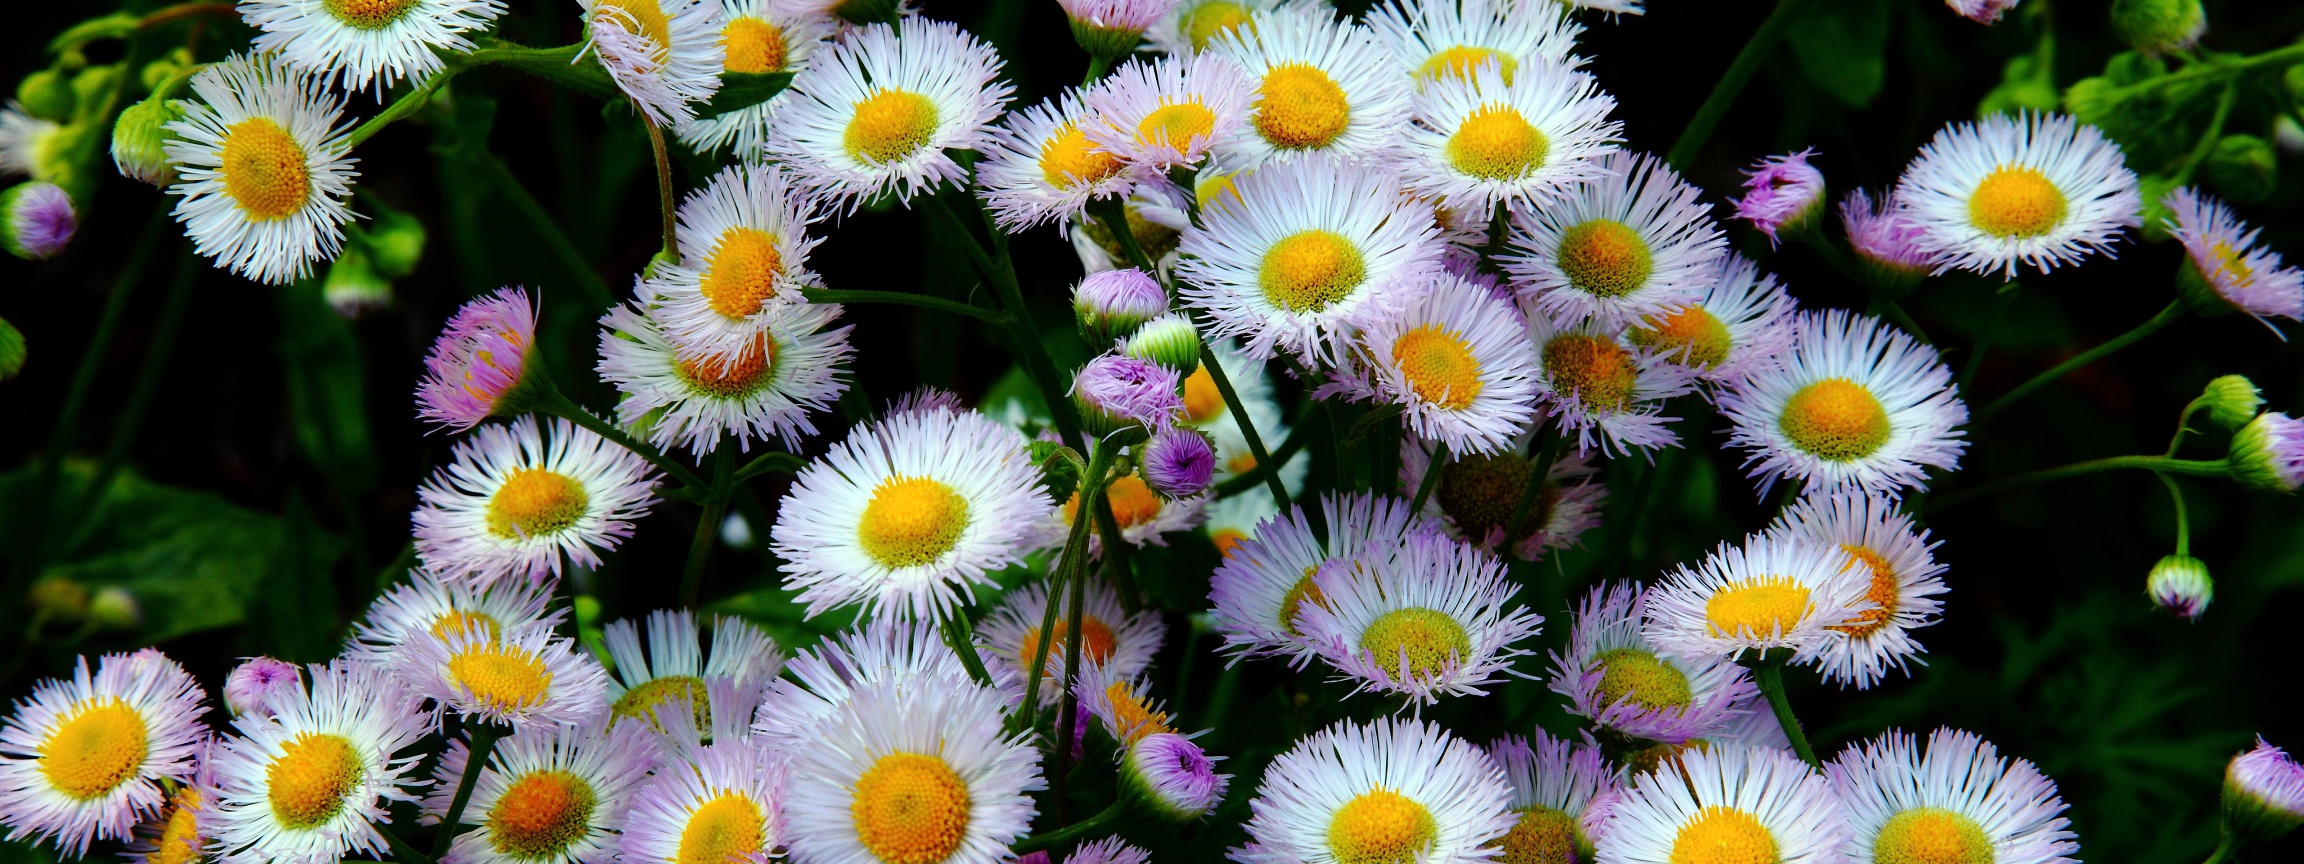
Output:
[[1197, 172, 1243, 211], [1494, 805, 1587, 864], [432, 610, 502, 642], [595, 0, 673, 63], [1447, 105, 1548, 181], [1328, 788, 1438, 864], [1183, 0, 1254, 51], [1019, 615, 1120, 667], [1253, 63, 1351, 150], [1779, 378, 1890, 461], [1827, 545, 1898, 637], [1543, 333, 1639, 413], [676, 793, 767, 864], [1392, 325, 1485, 410], [1226, 452, 1257, 475], [1436, 452, 1549, 543], [1260, 229, 1366, 312], [610, 675, 710, 731], [1039, 122, 1124, 191], [1182, 364, 1225, 423], [721, 17, 788, 74], [150, 788, 207, 864], [1136, 100, 1218, 150], [1210, 528, 1247, 558], [1360, 607, 1471, 679], [486, 468, 590, 539], [488, 770, 598, 860], [220, 118, 311, 222], [1556, 219, 1653, 299], [844, 89, 940, 165], [1420, 46, 1517, 83], [2205, 240, 2255, 286], [1704, 576, 1812, 640], [1593, 647, 1693, 711], [676, 335, 779, 399], [1966, 166, 2066, 239], [324, 0, 421, 29], [1066, 474, 1165, 529], [1102, 681, 1174, 743], [447, 641, 556, 713], [857, 476, 971, 568], [1279, 568, 1330, 635], [850, 753, 972, 864], [1629, 305, 1732, 369], [1669, 806, 1778, 864], [701, 227, 786, 319], [267, 732, 365, 830], [1872, 807, 1993, 864], [39, 700, 148, 800]]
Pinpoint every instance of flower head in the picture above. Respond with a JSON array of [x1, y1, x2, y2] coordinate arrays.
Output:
[[1840, 188, 1937, 294], [222, 658, 303, 719], [1366, 0, 1584, 84], [767, 20, 1012, 211], [1235, 717, 1513, 864], [581, 0, 725, 126], [1523, 303, 1700, 456], [208, 660, 432, 864], [1401, 436, 1606, 560], [1597, 745, 1849, 864], [2226, 412, 2304, 493], [1503, 150, 1727, 330], [1549, 582, 1756, 745], [1074, 268, 1171, 344], [1125, 732, 1230, 821], [1946, 0, 2022, 24], [1074, 351, 1186, 436], [1333, 270, 1540, 457], [1769, 489, 1948, 688], [1893, 112, 2141, 279], [1734, 149, 1825, 244], [1208, 6, 1413, 168], [1141, 427, 1218, 498], [2146, 553, 2213, 619], [1484, 731, 1623, 864], [1642, 532, 1875, 664], [595, 297, 853, 456], [1828, 729, 2077, 864], [2224, 738, 2304, 842], [1061, 0, 1181, 58], [164, 53, 359, 285], [1718, 309, 1967, 498], [0, 652, 208, 857], [979, 90, 1148, 231], [1395, 56, 1620, 214], [674, 0, 834, 159], [423, 721, 659, 864], [391, 619, 613, 730], [348, 568, 563, 666], [1296, 529, 1545, 706], [242, 0, 508, 92], [639, 163, 829, 360], [977, 579, 1166, 705], [1626, 253, 1797, 385], [416, 288, 540, 432], [1, 181, 76, 260], [1210, 492, 1438, 662], [2164, 186, 2302, 328], [411, 416, 662, 587], [600, 610, 784, 733], [1081, 53, 1253, 170], [619, 738, 784, 864]]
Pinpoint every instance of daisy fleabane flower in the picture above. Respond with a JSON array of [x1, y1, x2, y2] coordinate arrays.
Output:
[[347, 567, 564, 665], [1894, 111, 2140, 279], [1828, 728, 2077, 864], [392, 619, 613, 730], [412, 416, 662, 587], [2164, 186, 2303, 328], [123, 737, 220, 864], [1333, 269, 1540, 456], [1734, 149, 1827, 244], [422, 722, 659, 864], [1771, 489, 1948, 689], [978, 90, 1148, 230], [416, 287, 540, 433], [1484, 731, 1623, 864], [1399, 432, 1607, 560], [207, 660, 432, 864], [164, 52, 358, 286], [1059, 0, 1180, 58], [1208, 5, 1412, 168], [0, 651, 207, 857], [978, 579, 1166, 706], [1503, 150, 1727, 330], [675, 0, 834, 159], [224, 658, 303, 720], [1946, 0, 2021, 25], [1143, 0, 1286, 56], [579, 0, 725, 126], [1841, 188, 1938, 288], [1210, 492, 1438, 662], [602, 609, 785, 729], [642, 162, 827, 359], [768, 20, 1012, 211], [620, 739, 785, 864], [1396, 56, 1620, 214], [241, 0, 507, 92], [597, 298, 853, 455], [1626, 253, 1797, 385], [1643, 532, 1874, 665], [1082, 53, 1254, 170], [755, 618, 1024, 749], [1718, 308, 1968, 498], [2224, 738, 2304, 842], [1597, 745, 1849, 864], [1522, 300, 1699, 457], [1296, 528, 1545, 705], [1366, 0, 1584, 84], [1236, 717, 1514, 864], [1548, 581, 1757, 745]]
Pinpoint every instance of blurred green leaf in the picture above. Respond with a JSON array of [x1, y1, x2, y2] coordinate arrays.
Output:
[[696, 72, 793, 120], [244, 491, 346, 663], [1786, 0, 1888, 108], [275, 277, 376, 496]]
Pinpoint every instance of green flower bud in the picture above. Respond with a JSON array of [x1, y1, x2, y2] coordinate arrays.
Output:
[[2110, 0, 2206, 55], [88, 586, 142, 630], [1070, 20, 1146, 63], [2227, 412, 2303, 494], [2199, 375, 2263, 430], [2204, 135, 2277, 205], [15, 69, 75, 122], [2145, 554, 2211, 619], [2059, 77, 2121, 129], [363, 208, 428, 279], [139, 50, 191, 93], [1123, 314, 1202, 374], [68, 65, 122, 122], [324, 243, 393, 318], [2103, 50, 2168, 86], [0, 315, 24, 381], [2222, 739, 2304, 844], [111, 95, 183, 186]]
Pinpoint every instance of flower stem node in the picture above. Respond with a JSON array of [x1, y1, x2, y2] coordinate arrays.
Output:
[[2110, 0, 2206, 56], [2223, 738, 2304, 844], [2145, 554, 2212, 620], [2226, 412, 2304, 493], [1123, 313, 1203, 373], [2199, 375, 2263, 430]]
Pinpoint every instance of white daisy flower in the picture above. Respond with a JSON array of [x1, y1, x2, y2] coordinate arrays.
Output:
[[578, 0, 725, 127], [755, 618, 1022, 750], [1082, 53, 1255, 170], [766, 19, 1012, 210], [1522, 300, 1700, 456], [1143, 0, 1304, 56], [1396, 56, 1619, 214], [770, 401, 1055, 620], [422, 722, 660, 864], [1827, 728, 2078, 864], [1893, 112, 2141, 279], [601, 609, 785, 729], [1768, 489, 1947, 689], [208, 660, 432, 864], [1235, 717, 1514, 864], [619, 739, 785, 864], [675, 0, 834, 158], [1207, 6, 1411, 167], [596, 298, 853, 455], [392, 619, 613, 729], [639, 162, 828, 359], [346, 568, 564, 665], [1717, 308, 1968, 498], [977, 579, 1166, 705], [1626, 253, 1797, 385], [978, 89, 1150, 230], [781, 678, 1043, 864], [1209, 492, 1438, 662], [1484, 730, 1624, 864], [1547, 582, 1756, 745], [1398, 430, 1606, 561], [2164, 185, 2303, 328], [412, 416, 662, 588], [1642, 532, 1874, 665], [1203, 491, 1282, 558], [1596, 745, 1849, 864], [163, 53, 359, 286], [0, 651, 207, 857], [241, 0, 507, 92], [1178, 155, 1444, 364], [1503, 150, 1727, 330], [1296, 529, 1544, 705], [1338, 269, 1540, 455], [1365, 0, 1583, 84]]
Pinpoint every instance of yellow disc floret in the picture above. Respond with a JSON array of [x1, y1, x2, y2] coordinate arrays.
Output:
[[610, 675, 710, 731], [701, 228, 787, 319], [1556, 220, 1654, 299], [220, 118, 311, 222], [1435, 452, 1538, 543], [267, 732, 365, 830], [1593, 647, 1693, 711], [1039, 122, 1124, 191], [1872, 807, 1993, 864], [676, 793, 766, 864], [1392, 325, 1485, 410], [1254, 63, 1352, 150], [1779, 378, 1891, 461], [1183, 1, 1254, 51], [1138, 101, 1218, 150], [1260, 229, 1367, 312], [1420, 46, 1518, 84], [857, 476, 971, 568], [595, 0, 673, 62], [1543, 334, 1639, 412], [1328, 788, 1439, 864], [851, 753, 972, 864], [1669, 806, 1778, 864], [1447, 105, 1548, 181], [1066, 474, 1165, 530], [1966, 166, 2066, 239], [39, 700, 148, 800], [721, 17, 788, 74], [431, 610, 501, 642], [1827, 545, 1898, 637], [488, 770, 599, 860], [845, 89, 941, 165], [1494, 805, 1588, 864], [486, 468, 590, 540], [447, 641, 556, 713], [1182, 364, 1225, 423], [1629, 305, 1732, 369], [1704, 576, 1813, 640], [1360, 607, 1471, 680], [1279, 569, 1330, 635], [149, 788, 207, 864], [1102, 681, 1174, 743], [325, 0, 421, 29]]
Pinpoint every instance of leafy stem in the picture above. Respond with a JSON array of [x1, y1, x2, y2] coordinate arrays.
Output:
[[1019, 444, 1116, 727], [1926, 454, 2231, 513], [432, 720, 508, 858], [533, 382, 708, 491], [801, 288, 1011, 325], [679, 448, 735, 608], [1745, 657, 1821, 770], [1014, 799, 1131, 854], [1979, 300, 2187, 422]]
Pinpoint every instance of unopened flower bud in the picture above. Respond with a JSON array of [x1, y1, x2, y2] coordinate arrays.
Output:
[[111, 95, 183, 186], [2110, 0, 2205, 56], [2205, 135, 2277, 205], [1122, 313, 1201, 373], [1074, 268, 1167, 345], [2199, 375, 2262, 430], [1122, 732, 1229, 821], [0, 316, 23, 381], [1, 181, 75, 260], [2223, 738, 2304, 843], [1140, 427, 1215, 499], [2227, 412, 2304, 494], [28, 578, 89, 622], [1733, 149, 1824, 245], [1029, 438, 1083, 502], [1073, 352, 1183, 440], [15, 70, 75, 122], [1060, 0, 1177, 60], [1839, 189, 1933, 297], [324, 243, 393, 318], [363, 208, 427, 279], [224, 657, 303, 719], [2145, 554, 2211, 619], [1944, 0, 2021, 25], [88, 586, 141, 630]]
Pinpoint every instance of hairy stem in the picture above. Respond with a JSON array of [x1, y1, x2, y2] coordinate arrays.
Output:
[[679, 449, 734, 608], [433, 721, 507, 857]]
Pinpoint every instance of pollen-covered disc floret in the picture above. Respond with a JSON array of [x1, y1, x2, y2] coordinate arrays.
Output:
[[423, 722, 658, 864], [207, 659, 432, 864], [1718, 308, 1968, 498], [1626, 253, 1796, 384], [392, 619, 612, 729], [1503, 150, 1726, 330], [580, 0, 725, 126], [1295, 529, 1544, 705], [767, 20, 1012, 210], [1082, 53, 1254, 170], [0, 651, 207, 857], [1523, 302, 1699, 457], [1335, 270, 1539, 456], [755, 618, 1024, 750], [619, 738, 785, 864], [979, 89, 1148, 230], [1210, 492, 1439, 662], [1395, 56, 1620, 213], [242, 0, 508, 92], [412, 416, 663, 587], [1828, 728, 2078, 864], [348, 568, 564, 666], [1178, 156, 1444, 365], [1547, 582, 1756, 745], [676, 0, 834, 159], [597, 297, 852, 455], [1484, 731, 1623, 864], [1769, 489, 1947, 689], [978, 579, 1167, 705], [1366, 0, 1583, 85], [2162, 186, 2303, 327], [417, 287, 540, 432], [163, 52, 359, 286], [1893, 111, 2141, 278], [1595, 744, 1849, 864], [600, 610, 784, 734], [770, 399, 1056, 621], [1207, 6, 1411, 167], [1642, 532, 1874, 664], [641, 163, 829, 359], [1399, 434, 1606, 561], [1234, 717, 1514, 864]]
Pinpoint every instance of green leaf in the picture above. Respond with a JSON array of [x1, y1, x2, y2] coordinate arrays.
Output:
[[275, 277, 377, 496], [696, 72, 793, 120], [244, 491, 345, 663], [1785, 0, 1888, 108]]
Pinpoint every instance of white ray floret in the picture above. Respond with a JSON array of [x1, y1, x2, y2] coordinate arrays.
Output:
[[207, 660, 432, 864], [1827, 728, 2079, 864], [1893, 111, 2140, 279], [1396, 56, 1619, 213], [578, 0, 726, 126], [412, 416, 662, 588], [1717, 308, 1967, 498], [1769, 489, 1948, 689], [767, 20, 1012, 210], [1642, 532, 1874, 665], [163, 53, 359, 286], [241, 0, 508, 92], [1235, 717, 1514, 864], [1296, 529, 1544, 705], [1503, 150, 1727, 330], [0, 651, 208, 857], [1207, 6, 1412, 167]]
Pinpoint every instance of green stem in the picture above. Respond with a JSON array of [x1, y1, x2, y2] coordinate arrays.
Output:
[[1088, 195, 1159, 277], [644, 119, 678, 260], [1409, 441, 1449, 515], [679, 449, 734, 608], [1600, 447, 1672, 581], [1664, 0, 1818, 170], [1212, 411, 1314, 499], [1980, 301, 2186, 421], [2172, 82, 2239, 186], [1880, 301, 1932, 345], [2201, 830, 2239, 864], [1083, 54, 1113, 86], [2159, 473, 2190, 556], [65, 250, 198, 552], [536, 385, 708, 491], [1200, 345, 1290, 509], [1927, 455, 2230, 513], [924, 193, 1088, 451], [1960, 283, 2021, 391], [433, 721, 507, 857], [802, 288, 1010, 325], [1477, 202, 1512, 277], [732, 451, 803, 483], [1014, 800, 1131, 854], [2165, 397, 2208, 458], [1021, 446, 1114, 723], [377, 823, 433, 864], [1053, 530, 1095, 813], [1750, 662, 1821, 769], [940, 610, 997, 688], [139, 2, 235, 29], [344, 68, 461, 149]]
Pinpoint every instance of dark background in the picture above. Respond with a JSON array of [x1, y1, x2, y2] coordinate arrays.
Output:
[[4, 0, 2303, 861]]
